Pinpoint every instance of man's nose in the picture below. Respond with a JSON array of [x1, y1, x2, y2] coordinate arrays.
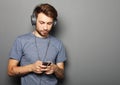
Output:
[[43, 24, 48, 30]]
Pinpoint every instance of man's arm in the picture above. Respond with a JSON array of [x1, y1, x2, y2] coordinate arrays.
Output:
[[54, 62, 65, 79], [8, 59, 44, 76], [8, 59, 33, 76], [45, 62, 65, 79]]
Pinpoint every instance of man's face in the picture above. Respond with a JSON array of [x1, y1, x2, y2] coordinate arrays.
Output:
[[36, 13, 54, 38]]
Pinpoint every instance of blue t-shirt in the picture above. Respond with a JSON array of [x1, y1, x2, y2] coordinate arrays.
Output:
[[9, 32, 67, 85]]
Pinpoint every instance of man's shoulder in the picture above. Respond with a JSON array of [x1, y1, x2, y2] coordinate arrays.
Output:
[[50, 35, 61, 43], [17, 32, 33, 40], [15, 32, 34, 44], [49, 35, 64, 49]]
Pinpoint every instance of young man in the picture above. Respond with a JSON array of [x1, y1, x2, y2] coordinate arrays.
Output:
[[8, 3, 67, 85]]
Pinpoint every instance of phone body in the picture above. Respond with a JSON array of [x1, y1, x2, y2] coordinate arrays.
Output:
[[42, 62, 51, 66]]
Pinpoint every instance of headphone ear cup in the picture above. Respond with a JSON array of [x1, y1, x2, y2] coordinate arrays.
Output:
[[31, 13, 36, 25]]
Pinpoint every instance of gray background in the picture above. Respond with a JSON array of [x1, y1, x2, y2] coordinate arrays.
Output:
[[0, 0, 120, 85]]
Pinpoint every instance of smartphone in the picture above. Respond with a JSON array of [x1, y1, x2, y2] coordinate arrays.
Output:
[[42, 62, 51, 66]]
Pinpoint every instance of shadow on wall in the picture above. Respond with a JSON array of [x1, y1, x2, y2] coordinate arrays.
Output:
[[9, 77, 21, 85]]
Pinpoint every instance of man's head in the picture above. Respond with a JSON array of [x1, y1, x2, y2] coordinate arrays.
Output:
[[31, 3, 58, 26], [31, 3, 58, 38]]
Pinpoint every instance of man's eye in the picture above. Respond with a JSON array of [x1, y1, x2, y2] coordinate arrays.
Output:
[[47, 22, 53, 25], [39, 21, 44, 24]]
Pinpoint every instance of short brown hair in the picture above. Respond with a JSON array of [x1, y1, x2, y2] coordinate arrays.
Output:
[[33, 3, 58, 21]]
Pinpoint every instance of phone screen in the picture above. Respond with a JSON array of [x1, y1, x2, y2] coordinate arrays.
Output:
[[42, 62, 51, 66]]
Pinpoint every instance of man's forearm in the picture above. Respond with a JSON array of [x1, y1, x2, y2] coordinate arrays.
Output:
[[8, 64, 33, 76], [54, 65, 64, 79]]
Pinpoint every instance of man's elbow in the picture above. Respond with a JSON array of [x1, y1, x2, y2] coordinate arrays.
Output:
[[7, 67, 16, 77], [8, 70, 14, 77]]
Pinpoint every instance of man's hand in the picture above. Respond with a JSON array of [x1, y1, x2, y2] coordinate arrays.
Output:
[[44, 63, 56, 75], [32, 60, 47, 74]]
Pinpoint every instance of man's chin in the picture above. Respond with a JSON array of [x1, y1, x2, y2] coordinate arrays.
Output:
[[41, 33, 49, 38]]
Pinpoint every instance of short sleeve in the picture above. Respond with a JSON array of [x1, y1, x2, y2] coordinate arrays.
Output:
[[9, 37, 22, 61], [56, 41, 67, 63]]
